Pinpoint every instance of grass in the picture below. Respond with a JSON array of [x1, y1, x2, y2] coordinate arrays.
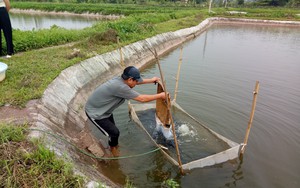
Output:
[[0, 123, 86, 187], [0, 123, 26, 144], [11, 2, 202, 16], [162, 179, 180, 188]]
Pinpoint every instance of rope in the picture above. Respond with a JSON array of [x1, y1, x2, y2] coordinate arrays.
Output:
[[28, 128, 161, 160]]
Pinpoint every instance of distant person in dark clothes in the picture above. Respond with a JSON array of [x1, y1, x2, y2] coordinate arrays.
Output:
[[85, 66, 166, 157], [0, 0, 14, 58]]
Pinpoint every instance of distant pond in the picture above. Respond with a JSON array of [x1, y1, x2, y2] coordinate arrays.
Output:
[[10, 11, 106, 30]]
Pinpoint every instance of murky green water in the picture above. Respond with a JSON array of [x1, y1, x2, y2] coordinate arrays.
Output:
[[92, 23, 300, 187]]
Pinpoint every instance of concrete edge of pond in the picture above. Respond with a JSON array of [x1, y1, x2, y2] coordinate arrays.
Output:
[[28, 17, 300, 187]]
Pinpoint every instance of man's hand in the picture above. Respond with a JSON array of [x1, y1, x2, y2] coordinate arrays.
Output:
[[159, 92, 167, 100], [152, 77, 160, 84], [137, 77, 161, 85]]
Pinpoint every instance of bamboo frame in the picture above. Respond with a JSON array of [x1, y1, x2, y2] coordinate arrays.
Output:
[[117, 36, 125, 67], [151, 48, 184, 174], [174, 47, 183, 102], [240, 81, 260, 156]]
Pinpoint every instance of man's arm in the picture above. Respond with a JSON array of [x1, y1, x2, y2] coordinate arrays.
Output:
[[137, 77, 160, 85], [133, 92, 166, 103], [4, 0, 10, 12]]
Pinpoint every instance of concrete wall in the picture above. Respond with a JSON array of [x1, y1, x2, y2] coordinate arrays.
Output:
[[29, 17, 300, 186]]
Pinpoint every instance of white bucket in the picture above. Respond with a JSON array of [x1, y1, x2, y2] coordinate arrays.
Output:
[[0, 62, 8, 82]]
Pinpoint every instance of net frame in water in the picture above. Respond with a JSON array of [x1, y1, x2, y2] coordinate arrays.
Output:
[[128, 101, 242, 171], [127, 47, 258, 172]]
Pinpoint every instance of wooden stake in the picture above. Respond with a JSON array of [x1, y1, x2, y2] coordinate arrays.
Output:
[[240, 81, 260, 156], [174, 47, 183, 102], [117, 36, 125, 68], [151, 48, 184, 174]]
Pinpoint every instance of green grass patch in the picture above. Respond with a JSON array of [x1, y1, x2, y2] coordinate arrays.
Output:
[[0, 123, 86, 187], [0, 123, 26, 144], [162, 178, 180, 188], [11, 2, 202, 16], [210, 7, 300, 20]]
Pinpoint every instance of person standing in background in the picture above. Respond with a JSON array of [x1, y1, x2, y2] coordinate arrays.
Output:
[[0, 0, 14, 58]]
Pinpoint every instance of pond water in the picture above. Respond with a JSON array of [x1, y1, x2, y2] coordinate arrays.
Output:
[[10, 12, 100, 30], [91, 23, 300, 187]]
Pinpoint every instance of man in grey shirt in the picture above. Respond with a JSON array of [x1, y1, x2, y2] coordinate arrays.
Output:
[[85, 66, 166, 157]]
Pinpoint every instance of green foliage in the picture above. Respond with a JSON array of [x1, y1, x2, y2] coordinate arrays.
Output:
[[256, 0, 289, 6], [161, 178, 180, 188], [11, 2, 198, 16], [286, 0, 300, 7], [24, 143, 73, 175], [11, 26, 91, 53], [0, 125, 85, 187], [106, 15, 158, 40], [0, 123, 26, 144], [237, 0, 244, 5]]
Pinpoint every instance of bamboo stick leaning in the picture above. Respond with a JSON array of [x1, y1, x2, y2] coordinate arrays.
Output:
[[240, 81, 260, 156], [174, 47, 183, 102], [149, 48, 184, 174]]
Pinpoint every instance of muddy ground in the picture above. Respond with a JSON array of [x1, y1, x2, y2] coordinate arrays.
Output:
[[0, 100, 37, 125]]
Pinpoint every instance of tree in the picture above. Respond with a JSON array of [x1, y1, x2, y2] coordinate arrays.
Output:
[[256, 0, 289, 6], [237, 0, 244, 5]]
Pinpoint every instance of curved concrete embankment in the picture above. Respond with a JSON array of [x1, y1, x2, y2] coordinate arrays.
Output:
[[29, 17, 300, 186]]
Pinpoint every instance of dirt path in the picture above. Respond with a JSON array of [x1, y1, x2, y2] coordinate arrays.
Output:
[[0, 100, 37, 125]]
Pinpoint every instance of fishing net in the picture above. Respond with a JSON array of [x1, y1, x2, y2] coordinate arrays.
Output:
[[128, 82, 241, 171]]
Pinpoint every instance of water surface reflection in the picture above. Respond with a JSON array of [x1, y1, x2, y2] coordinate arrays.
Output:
[[10, 12, 100, 30]]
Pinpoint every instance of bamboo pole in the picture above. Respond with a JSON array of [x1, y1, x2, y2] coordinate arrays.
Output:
[[117, 36, 125, 68], [208, 0, 213, 13], [240, 81, 260, 156], [151, 48, 184, 174], [174, 47, 183, 102]]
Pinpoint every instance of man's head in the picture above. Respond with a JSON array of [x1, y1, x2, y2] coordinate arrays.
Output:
[[121, 66, 143, 83]]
